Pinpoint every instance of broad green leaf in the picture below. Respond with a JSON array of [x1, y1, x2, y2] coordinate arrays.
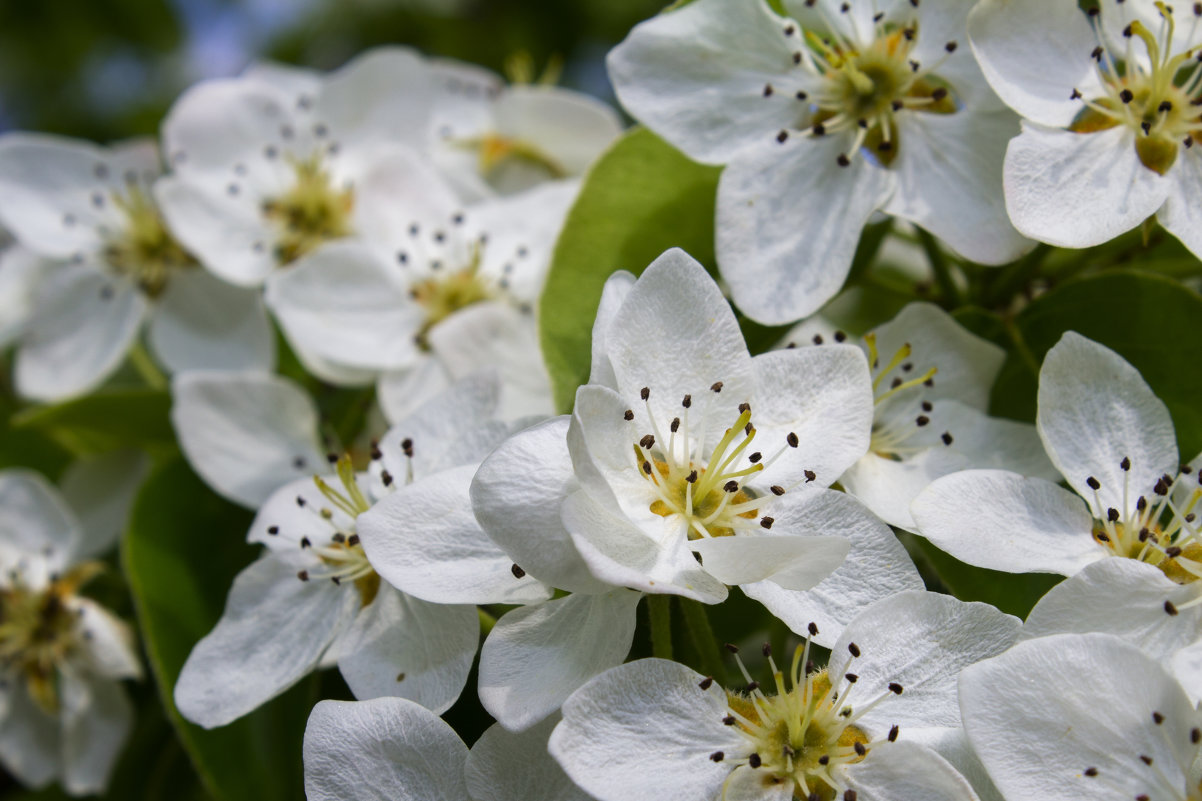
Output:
[[12, 389, 175, 458], [123, 458, 314, 801], [989, 270, 1202, 458], [539, 127, 721, 412]]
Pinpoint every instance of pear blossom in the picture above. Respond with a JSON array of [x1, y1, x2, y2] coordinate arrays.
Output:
[[172, 376, 542, 727], [550, 590, 1019, 801], [912, 333, 1202, 590], [155, 47, 437, 384], [0, 469, 143, 796], [0, 134, 274, 401], [0, 244, 44, 352], [960, 633, 1202, 801], [608, 0, 1030, 325], [264, 147, 576, 420], [781, 302, 1056, 530], [303, 696, 590, 801], [970, 0, 1202, 256]]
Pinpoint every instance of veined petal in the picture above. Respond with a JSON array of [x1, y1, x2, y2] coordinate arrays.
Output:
[[691, 534, 849, 591], [303, 697, 469, 801], [0, 684, 60, 789], [466, 716, 593, 801], [0, 469, 82, 574], [376, 357, 453, 427], [719, 136, 895, 325], [608, 0, 804, 165], [911, 470, 1103, 575], [841, 448, 972, 533], [845, 740, 982, 801], [0, 246, 46, 348], [74, 599, 141, 680], [1038, 332, 1178, 518], [1003, 124, 1170, 249], [1159, 148, 1202, 260], [548, 658, 742, 801], [335, 585, 477, 714], [588, 270, 636, 389], [479, 589, 641, 731], [149, 268, 276, 374], [59, 676, 132, 796], [171, 371, 324, 509], [314, 47, 433, 154]]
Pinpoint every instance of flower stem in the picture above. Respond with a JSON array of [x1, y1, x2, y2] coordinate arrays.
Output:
[[647, 595, 673, 660], [679, 598, 727, 685], [478, 607, 497, 636], [128, 342, 167, 391], [917, 228, 964, 307]]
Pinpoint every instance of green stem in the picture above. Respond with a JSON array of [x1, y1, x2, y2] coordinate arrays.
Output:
[[647, 595, 673, 660], [128, 342, 167, 391], [982, 243, 1051, 309], [478, 607, 497, 636], [917, 228, 964, 308], [679, 598, 727, 685]]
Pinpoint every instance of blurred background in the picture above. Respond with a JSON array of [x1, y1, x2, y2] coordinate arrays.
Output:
[[0, 0, 666, 140]]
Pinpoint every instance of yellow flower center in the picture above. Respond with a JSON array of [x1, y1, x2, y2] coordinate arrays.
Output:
[[262, 156, 355, 264], [408, 244, 495, 349], [104, 185, 196, 297]]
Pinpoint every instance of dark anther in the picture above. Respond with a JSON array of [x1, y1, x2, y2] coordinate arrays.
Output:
[[1121, 456, 1131, 471], [642, 461, 653, 475], [1166, 546, 1183, 558], [818, 755, 830, 765], [941, 432, 953, 446], [748, 753, 762, 768], [640, 434, 656, 450], [510, 564, 526, 579], [402, 438, 414, 457], [748, 452, 763, 463], [267, 525, 279, 535], [1084, 767, 1098, 777], [297, 570, 310, 581], [1140, 755, 1153, 765], [725, 480, 740, 493], [1107, 508, 1120, 522], [763, 84, 774, 97], [921, 401, 933, 412], [848, 642, 861, 657], [326, 453, 339, 464], [671, 418, 681, 432], [1153, 711, 1165, 724], [710, 751, 725, 762], [804, 470, 817, 482], [845, 673, 858, 683], [888, 682, 903, 694], [844, 791, 858, 801], [854, 742, 867, 756], [640, 387, 650, 401], [746, 681, 760, 692], [837, 154, 851, 167], [916, 415, 930, 426], [771, 485, 785, 496], [1165, 600, 1180, 616], [739, 402, 751, 413], [682, 394, 693, 409], [808, 622, 819, 636], [300, 537, 312, 548], [687, 470, 699, 483], [931, 87, 948, 101], [725, 643, 740, 654], [787, 432, 800, 447], [699, 676, 714, 690], [812, 123, 826, 136], [760, 517, 775, 529], [945, 41, 957, 52], [1087, 476, 1101, 490], [888, 724, 899, 742], [624, 409, 635, 421], [1120, 88, 1135, 103], [723, 715, 736, 725], [711, 381, 724, 393]]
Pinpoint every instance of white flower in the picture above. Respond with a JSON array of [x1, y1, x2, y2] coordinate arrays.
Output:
[[263, 147, 576, 419], [172, 375, 532, 727], [0, 469, 143, 796], [550, 590, 1019, 801], [782, 302, 1057, 530], [303, 696, 591, 801], [960, 632, 1202, 801], [428, 60, 623, 201], [970, 0, 1202, 256], [0, 134, 274, 401], [912, 332, 1202, 584], [0, 243, 44, 351], [608, 0, 1029, 324]]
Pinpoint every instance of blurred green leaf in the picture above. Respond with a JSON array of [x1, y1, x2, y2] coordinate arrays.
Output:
[[123, 458, 313, 801], [540, 127, 721, 412], [990, 270, 1202, 458], [12, 389, 174, 458]]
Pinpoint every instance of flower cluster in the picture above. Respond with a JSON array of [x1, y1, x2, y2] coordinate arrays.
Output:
[[1, 1, 1200, 799]]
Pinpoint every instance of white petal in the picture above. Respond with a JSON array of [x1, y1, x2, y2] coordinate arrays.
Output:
[[845, 740, 982, 801], [588, 270, 636, 389], [470, 416, 607, 593], [149, 269, 276, 374], [0, 684, 60, 789], [720, 766, 794, 801], [174, 551, 358, 729], [563, 489, 729, 603], [968, 0, 1104, 128], [241, 60, 321, 96], [1170, 640, 1202, 705], [60, 677, 132, 796], [887, 109, 1031, 265], [246, 474, 360, 549], [607, 0, 802, 165], [741, 489, 922, 646], [376, 358, 453, 426], [314, 47, 433, 154], [479, 589, 641, 731], [427, 302, 555, 421], [841, 449, 971, 532], [932, 401, 1059, 482], [58, 450, 148, 561], [171, 370, 324, 509], [358, 464, 551, 605], [15, 268, 146, 402], [904, 726, 1004, 801], [335, 584, 477, 714], [1021, 558, 1202, 656], [548, 658, 741, 801], [748, 346, 873, 489], [718, 136, 896, 325], [492, 86, 622, 181], [1038, 331, 1178, 516], [1159, 147, 1202, 259], [0, 245, 46, 348], [466, 716, 593, 801], [74, 599, 142, 680], [960, 633, 1199, 801], [826, 590, 1021, 734], [605, 248, 753, 424], [303, 697, 468, 801], [691, 534, 849, 591], [1003, 124, 1170, 248], [265, 241, 422, 371], [911, 470, 1104, 575], [0, 469, 82, 573]]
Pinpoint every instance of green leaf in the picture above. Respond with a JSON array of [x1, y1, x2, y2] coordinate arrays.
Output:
[[989, 270, 1202, 458], [13, 388, 175, 458], [540, 127, 721, 412], [123, 458, 314, 801]]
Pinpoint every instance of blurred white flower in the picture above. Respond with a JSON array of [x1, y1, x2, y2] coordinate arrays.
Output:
[[0, 135, 274, 401], [0, 469, 143, 796], [608, 0, 1029, 325], [970, 0, 1202, 256], [550, 590, 1018, 801]]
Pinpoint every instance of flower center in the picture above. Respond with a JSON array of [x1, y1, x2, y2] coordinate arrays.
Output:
[[1068, 3, 1202, 175], [103, 184, 196, 297], [471, 132, 567, 183], [261, 156, 355, 264], [0, 562, 102, 714], [855, 332, 951, 461], [408, 243, 495, 348], [295, 454, 380, 605], [629, 386, 808, 541]]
